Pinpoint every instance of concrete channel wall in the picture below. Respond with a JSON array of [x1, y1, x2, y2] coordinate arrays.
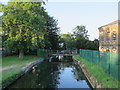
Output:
[[73, 59, 103, 88], [3, 59, 45, 90], [3, 56, 103, 89]]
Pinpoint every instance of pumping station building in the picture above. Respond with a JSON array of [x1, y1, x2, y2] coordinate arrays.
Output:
[[98, 20, 120, 53]]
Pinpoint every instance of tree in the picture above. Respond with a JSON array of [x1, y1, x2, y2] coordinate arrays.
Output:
[[60, 25, 99, 51], [2, 2, 47, 59], [0, 3, 4, 12], [84, 39, 99, 50], [60, 33, 75, 50], [44, 16, 60, 50], [0, 3, 3, 48], [93, 39, 99, 50], [73, 25, 89, 50], [73, 25, 89, 40], [85, 40, 94, 50]]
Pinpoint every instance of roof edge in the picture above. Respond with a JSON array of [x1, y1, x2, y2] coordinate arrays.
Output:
[[98, 20, 120, 30]]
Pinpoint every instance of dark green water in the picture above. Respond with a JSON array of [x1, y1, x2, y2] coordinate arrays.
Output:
[[7, 61, 91, 89]]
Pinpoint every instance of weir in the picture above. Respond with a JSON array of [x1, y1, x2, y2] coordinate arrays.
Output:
[[46, 50, 78, 62]]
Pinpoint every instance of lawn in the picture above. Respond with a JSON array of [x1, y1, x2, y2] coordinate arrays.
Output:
[[1, 55, 43, 88], [74, 56, 120, 88], [0, 57, 2, 89]]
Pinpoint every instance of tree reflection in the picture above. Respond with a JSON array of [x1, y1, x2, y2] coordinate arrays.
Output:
[[8, 61, 88, 89], [72, 64, 86, 81], [9, 61, 61, 89]]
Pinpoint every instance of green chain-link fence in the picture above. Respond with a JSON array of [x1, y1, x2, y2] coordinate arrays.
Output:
[[37, 49, 48, 57], [79, 49, 120, 81]]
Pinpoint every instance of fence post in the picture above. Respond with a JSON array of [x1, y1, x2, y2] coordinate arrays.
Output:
[[92, 50, 93, 63], [99, 51, 100, 66], [108, 51, 110, 74]]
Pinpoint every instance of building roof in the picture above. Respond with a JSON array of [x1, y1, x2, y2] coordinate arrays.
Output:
[[98, 20, 120, 30]]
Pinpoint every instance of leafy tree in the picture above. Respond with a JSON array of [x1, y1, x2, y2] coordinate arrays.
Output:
[[2, 2, 47, 59], [44, 16, 60, 50], [75, 36, 87, 50], [0, 3, 4, 12], [0, 3, 3, 48], [93, 39, 99, 50], [60, 33, 75, 50], [73, 25, 89, 50], [0, 16, 1, 48], [60, 25, 99, 51], [85, 40, 94, 50], [85, 39, 99, 50], [73, 25, 89, 39]]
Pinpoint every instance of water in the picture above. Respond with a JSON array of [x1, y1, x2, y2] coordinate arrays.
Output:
[[7, 60, 91, 89]]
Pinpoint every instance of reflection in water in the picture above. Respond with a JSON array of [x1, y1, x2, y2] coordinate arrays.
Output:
[[8, 61, 91, 89]]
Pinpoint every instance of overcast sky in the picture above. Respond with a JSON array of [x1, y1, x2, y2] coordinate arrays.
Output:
[[1, 0, 119, 40]]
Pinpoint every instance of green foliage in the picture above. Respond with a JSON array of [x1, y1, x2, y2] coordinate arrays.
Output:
[[85, 39, 99, 50], [60, 25, 99, 50], [2, 1, 60, 58], [44, 16, 60, 50], [93, 39, 99, 50], [2, 1, 98, 58], [4, 37, 17, 51], [0, 3, 3, 12], [2, 55, 43, 88], [73, 25, 89, 39], [2, 2, 46, 52], [60, 33, 75, 50], [73, 25, 89, 50], [74, 56, 119, 88]]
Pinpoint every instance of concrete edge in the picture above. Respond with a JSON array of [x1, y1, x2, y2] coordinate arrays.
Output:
[[24, 59, 44, 73], [73, 59, 103, 89], [2, 59, 44, 90]]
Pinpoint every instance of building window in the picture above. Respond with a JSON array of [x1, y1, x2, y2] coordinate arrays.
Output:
[[112, 33, 117, 41], [106, 30, 110, 33], [106, 30, 110, 41], [100, 36, 104, 42]]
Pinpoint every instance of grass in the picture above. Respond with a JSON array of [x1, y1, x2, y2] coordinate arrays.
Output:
[[2, 55, 42, 67], [0, 57, 2, 80], [74, 56, 120, 88], [0, 68, 1, 89], [1, 55, 43, 88]]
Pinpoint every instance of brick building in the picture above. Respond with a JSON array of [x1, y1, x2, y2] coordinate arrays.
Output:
[[98, 20, 120, 53]]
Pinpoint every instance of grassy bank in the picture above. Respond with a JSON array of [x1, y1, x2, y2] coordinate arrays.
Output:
[[74, 56, 120, 88], [0, 57, 2, 89], [2, 55, 43, 88]]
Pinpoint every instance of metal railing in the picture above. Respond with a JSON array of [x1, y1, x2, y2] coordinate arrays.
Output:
[[37, 49, 78, 57]]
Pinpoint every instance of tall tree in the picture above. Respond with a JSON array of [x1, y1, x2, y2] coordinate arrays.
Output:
[[2, 2, 47, 59], [0, 3, 3, 12], [73, 25, 89, 50], [85, 39, 99, 50], [44, 16, 60, 50], [73, 25, 89, 40], [60, 33, 75, 50], [0, 3, 3, 48], [60, 25, 99, 51], [93, 39, 99, 50]]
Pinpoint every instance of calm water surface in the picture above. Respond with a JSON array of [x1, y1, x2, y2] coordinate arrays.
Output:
[[8, 61, 91, 89]]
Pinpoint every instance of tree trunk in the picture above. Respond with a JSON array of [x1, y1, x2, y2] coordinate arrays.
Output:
[[19, 50, 24, 60]]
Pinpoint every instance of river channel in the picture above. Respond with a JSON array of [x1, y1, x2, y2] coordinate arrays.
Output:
[[7, 58, 92, 89]]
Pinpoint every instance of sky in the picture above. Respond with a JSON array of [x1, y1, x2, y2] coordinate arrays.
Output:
[[45, 2, 118, 40], [1, 0, 119, 40]]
